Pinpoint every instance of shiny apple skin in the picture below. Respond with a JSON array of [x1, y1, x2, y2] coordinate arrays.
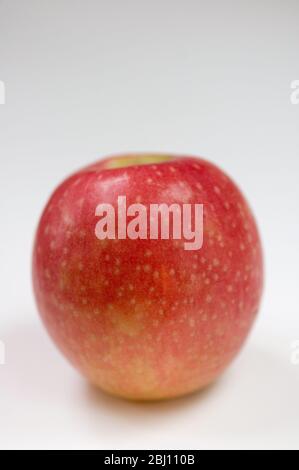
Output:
[[32, 154, 263, 400]]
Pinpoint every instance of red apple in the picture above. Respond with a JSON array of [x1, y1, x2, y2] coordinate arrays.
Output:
[[32, 154, 263, 400]]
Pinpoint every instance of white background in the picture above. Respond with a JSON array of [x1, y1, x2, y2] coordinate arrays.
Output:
[[0, 0, 299, 450]]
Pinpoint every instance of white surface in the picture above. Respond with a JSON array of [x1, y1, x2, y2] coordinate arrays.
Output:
[[0, 0, 299, 450]]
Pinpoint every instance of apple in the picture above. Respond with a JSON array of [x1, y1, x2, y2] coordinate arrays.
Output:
[[32, 154, 263, 400]]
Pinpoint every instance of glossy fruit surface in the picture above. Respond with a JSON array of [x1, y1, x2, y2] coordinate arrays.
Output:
[[33, 154, 263, 400]]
